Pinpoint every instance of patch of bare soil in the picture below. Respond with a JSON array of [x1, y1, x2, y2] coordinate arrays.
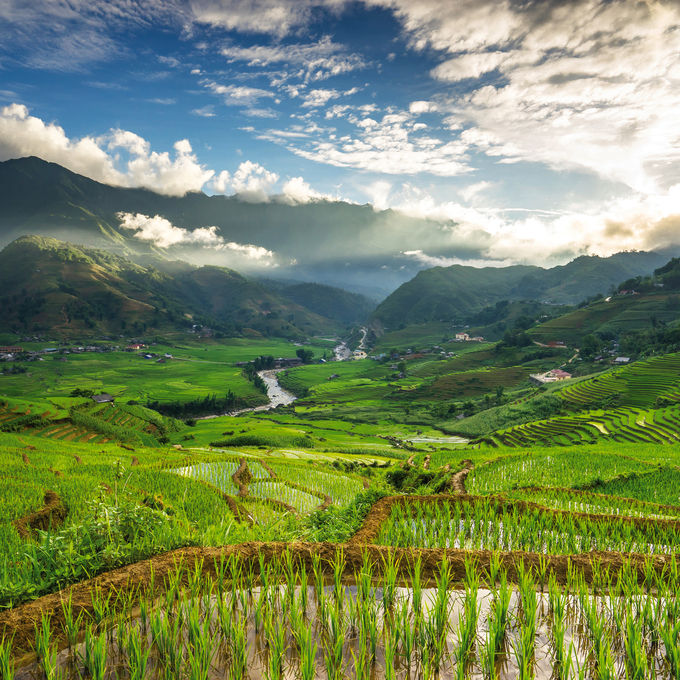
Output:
[[232, 459, 251, 498], [450, 460, 474, 494], [1, 542, 671, 658], [12, 491, 68, 539], [259, 460, 276, 478], [21, 452, 31, 466], [423, 455, 431, 470], [119, 444, 135, 452], [363, 478, 370, 489], [131, 457, 139, 466], [72, 455, 83, 464]]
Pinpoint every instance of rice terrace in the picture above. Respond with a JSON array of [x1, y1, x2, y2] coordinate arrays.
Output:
[[6, 1, 680, 676]]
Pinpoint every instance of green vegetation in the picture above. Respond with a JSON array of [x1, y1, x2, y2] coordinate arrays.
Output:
[[377, 497, 680, 553]]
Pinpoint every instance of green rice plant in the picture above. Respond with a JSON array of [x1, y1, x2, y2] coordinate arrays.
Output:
[[398, 597, 416, 673], [0, 635, 14, 680], [124, 630, 151, 680], [264, 607, 287, 680], [323, 602, 345, 680], [60, 592, 85, 649], [80, 625, 107, 680], [382, 550, 400, 615], [299, 625, 318, 680], [660, 621, 680, 678], [548, 575, 571, 680], [623, 608, 648, 680], [33, 611, 51, 665], [230, 613, 250, 680]]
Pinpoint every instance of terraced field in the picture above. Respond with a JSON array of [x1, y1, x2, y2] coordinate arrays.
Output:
[[560, 352, 680, 408], [483, 405, 680, 448]]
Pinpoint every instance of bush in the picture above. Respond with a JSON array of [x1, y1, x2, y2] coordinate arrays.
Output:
[[0, 496, 194, 609]]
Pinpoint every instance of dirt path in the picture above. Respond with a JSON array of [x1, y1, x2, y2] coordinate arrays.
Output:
[[450, 459, 474, 493]]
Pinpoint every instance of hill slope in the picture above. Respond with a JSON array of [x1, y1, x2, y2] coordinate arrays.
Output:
[[370, 253, 673, 330], [0, 236, 344, 337]]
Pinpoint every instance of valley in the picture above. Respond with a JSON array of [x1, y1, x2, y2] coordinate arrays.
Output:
[[3, 170, 680, 678]]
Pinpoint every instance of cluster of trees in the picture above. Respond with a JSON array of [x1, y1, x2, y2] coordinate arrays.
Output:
[[146, 391, 241, 418]]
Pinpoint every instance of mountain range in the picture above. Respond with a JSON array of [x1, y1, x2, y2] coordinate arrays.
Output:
[[368, 252, 674, 330], [0, 235, 374, 338], [0, 156, 460, 298]]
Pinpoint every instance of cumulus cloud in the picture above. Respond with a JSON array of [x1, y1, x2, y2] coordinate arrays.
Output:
[[387, 183, 680, 267], [0, 104, 214, 196], [117, 213, 223, 248], [277, 176, 330, 204], [117, 212, 274, 261], [191, 0, 351, 38], [209, 161, 280, 202], [365, 0, 680, 195], [403, 250, 511, 269]]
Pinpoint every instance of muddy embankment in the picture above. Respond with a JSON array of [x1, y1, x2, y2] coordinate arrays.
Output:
[[1, 540, 674, 657]]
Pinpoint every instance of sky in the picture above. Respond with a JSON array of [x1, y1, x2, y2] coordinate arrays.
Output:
[[2, 0, 680, 270]]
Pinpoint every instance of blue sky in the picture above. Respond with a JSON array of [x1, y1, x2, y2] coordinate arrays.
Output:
[[2, 0, 680, 268]]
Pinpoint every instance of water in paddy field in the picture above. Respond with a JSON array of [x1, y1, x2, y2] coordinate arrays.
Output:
[[407, 436, 469, 444], [13, 580, 674, 680]]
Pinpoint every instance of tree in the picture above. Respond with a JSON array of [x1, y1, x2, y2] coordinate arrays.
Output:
[[397, 361, 406, 374], [296, 348, 314, 364], [580, 334, 600, 358], [496, 385, 505, 402]]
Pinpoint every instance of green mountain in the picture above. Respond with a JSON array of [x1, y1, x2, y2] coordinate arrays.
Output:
[[0, 156, 453, 294], [278, 283, 376, 326], [0, 236, 344, 337], [369, 253, 673, 330]]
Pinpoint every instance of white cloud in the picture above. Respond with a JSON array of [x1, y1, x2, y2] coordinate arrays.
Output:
[[277, 176, 330, 204], [220, 242, 274, 259], [301, 89, 342, 108], [191, 0, 351, 38], [278, 108, 470, 176], [403, 250, 511, 269], [0, 104, 214, 197], [430, 52, 506, 82], [203, 81, 277, 107], [385, 182, 680, 266], [366, 0, 680, 195], [191, 106, 216, 117], [363, 181, 392, 210], [148, 98, 176, 105], [221, 36, 367, 82], [117, 213, 224, 248], [409, 100, 435, 114], [209, 161, 280, 202], [458, 180, 494, 202], [117, 212, 275, 261]]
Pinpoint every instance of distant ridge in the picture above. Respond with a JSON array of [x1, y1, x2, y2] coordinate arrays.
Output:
[[369, 252, 674, 329]]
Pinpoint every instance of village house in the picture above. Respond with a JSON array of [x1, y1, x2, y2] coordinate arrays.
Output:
[[529, 369, 572, 386], [352, 350, 367, 360], [455, 333, 470, 341], [91, 393, 115, 404], [274, 357, 304, 368]]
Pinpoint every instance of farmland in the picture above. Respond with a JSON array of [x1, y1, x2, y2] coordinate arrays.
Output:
[[5, 327, 680, 678]]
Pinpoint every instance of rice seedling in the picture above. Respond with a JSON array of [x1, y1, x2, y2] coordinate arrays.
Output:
[[0, 636, 14, 680]]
